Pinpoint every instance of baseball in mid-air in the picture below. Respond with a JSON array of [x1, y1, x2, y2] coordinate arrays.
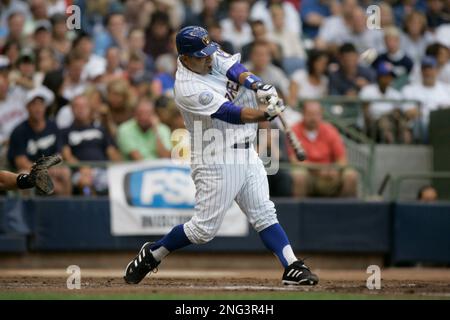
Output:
[[359, 48, 378, 65]]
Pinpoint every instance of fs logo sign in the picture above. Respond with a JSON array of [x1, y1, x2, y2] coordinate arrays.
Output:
[[124, 167, 195, 209]]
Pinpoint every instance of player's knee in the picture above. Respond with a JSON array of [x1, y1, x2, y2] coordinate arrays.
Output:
[[185, 221, 218, 244], [189, 231, 216, 244], [250, 210, 278, 233], [343, 169, 358, 186]]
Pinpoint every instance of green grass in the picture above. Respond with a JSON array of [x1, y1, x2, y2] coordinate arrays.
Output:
[[0, 291, 447, 300]]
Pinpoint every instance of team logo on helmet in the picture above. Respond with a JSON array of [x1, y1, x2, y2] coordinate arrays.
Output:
[[202, 35, 211, 46]]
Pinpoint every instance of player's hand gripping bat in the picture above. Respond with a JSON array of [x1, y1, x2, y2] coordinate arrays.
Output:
[[267, 96, 307, 161]]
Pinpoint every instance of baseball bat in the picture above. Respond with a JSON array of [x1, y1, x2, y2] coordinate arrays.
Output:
[[277, 112, 307, 162], [377, 173, 391, 196]]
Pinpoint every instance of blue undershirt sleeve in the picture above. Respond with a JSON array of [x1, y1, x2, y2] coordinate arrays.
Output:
[[210, 101, 243, 124], [225, 62, 248, 83]]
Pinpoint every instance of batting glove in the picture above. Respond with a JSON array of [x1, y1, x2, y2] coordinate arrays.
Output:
[[264, 96, 286, 121], [254, 82, 278, 104]]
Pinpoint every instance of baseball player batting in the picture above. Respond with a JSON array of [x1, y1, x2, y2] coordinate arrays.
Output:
[[124, 26, 318, 286]]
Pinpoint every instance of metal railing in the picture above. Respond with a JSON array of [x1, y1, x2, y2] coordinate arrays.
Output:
[[278, 161, 369, 198], [294, 97, 424, 143], [389, 171, 450, 201]]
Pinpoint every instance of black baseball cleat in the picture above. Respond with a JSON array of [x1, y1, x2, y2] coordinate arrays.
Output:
[[282, 260, 319, 286], [124, 242, 160, 284]]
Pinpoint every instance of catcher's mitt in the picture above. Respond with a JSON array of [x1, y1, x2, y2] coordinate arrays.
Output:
[[29, 155, 63, 195]]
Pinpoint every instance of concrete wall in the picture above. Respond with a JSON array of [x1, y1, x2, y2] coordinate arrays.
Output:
[[372, 145, 433, 200]]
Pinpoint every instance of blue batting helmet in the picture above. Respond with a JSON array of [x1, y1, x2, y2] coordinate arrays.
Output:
[[176, 26, 218, 57]]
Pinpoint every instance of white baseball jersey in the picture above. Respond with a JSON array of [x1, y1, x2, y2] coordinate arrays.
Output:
[[0, 86, 28, 145], [174, 49, 258, 162], [174, 49, 278, 244]]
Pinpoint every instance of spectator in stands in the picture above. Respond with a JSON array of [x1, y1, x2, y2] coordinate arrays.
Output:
[[27, 0, 50, 34], [31, 20, 52, 51], [154, 95, 177, 127], [425, 43, 450, 84], [126, 50, 154, 98], [402, 56, 450, 141], [288, 49, 329, 106], [46, 0, 67, 17], [300, 0, 333, 38], [183, 0, 225, 29], [152, 0, 183, 30], [100, 46, 125, 84], [378, 1, 396, 33], [50, 13, 72, 61], [94, 12, 128, 57], [241, 20, 282, 65], [2, 11, 27, 47], [0, 64, 27, 149], [43, 50, 88, 116], [393, 0, 427, 27], [144, 11, 173, 60], [343, 7, 380, 54], [1, 40, 21, 67], [426, 0, 450, 30], [61, 94, 121, 196], [268, 3, 306, 74], [164, 102, 190, 163], [117, 98, 172, 160], [329, 43, 376, 96], [125, 28, 154, 71], [73, 32, 106, 82], [59, 50, 89, 102], [7, 86, 71, 196], [289, 100, 358, 198], [251, 0, 302, 36], [244, 41, 289, 97], [401, 11, 434, 64], [35, 48, 60, 86], [359, 61, 410, 144], [105, 78, 136, 137], [315, 0, 356, 52], [206, 22, 234, 54], [372, 26, 414, 80], [417, 185, 438, 202], [0, 2, 30, 38], [434, 23, 450, 48], [123, 0, 154, 30], [84, 86, 117, 137], [152, 53, 176, 98], [220, 0, 252, 52], [8, 48, 38, 93], [56, 85, 118, 137]]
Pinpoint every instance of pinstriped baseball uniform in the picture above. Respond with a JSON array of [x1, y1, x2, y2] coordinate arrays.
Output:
[[174, 49, 279, 244]]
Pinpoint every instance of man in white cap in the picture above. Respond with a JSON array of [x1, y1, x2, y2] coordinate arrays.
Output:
[[7, 86, 72, 195]]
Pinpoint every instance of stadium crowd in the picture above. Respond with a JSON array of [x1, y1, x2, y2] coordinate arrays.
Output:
[[0, 0, 449, 197]]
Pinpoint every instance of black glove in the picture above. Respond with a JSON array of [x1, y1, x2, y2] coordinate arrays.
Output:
[[17, 155, 63, 195]]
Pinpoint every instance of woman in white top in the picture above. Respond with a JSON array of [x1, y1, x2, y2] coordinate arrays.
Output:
[[401, 11, 435, 64], [288, 50, 329, 106], [250, 0, 301, 35], [268, 4, 306, 60]]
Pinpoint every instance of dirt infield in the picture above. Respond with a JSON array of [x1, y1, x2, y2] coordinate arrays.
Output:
[[0, 268, 449, 299]]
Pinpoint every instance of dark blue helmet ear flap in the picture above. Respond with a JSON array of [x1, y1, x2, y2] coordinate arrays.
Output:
[[176, 26, 219, 57]]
